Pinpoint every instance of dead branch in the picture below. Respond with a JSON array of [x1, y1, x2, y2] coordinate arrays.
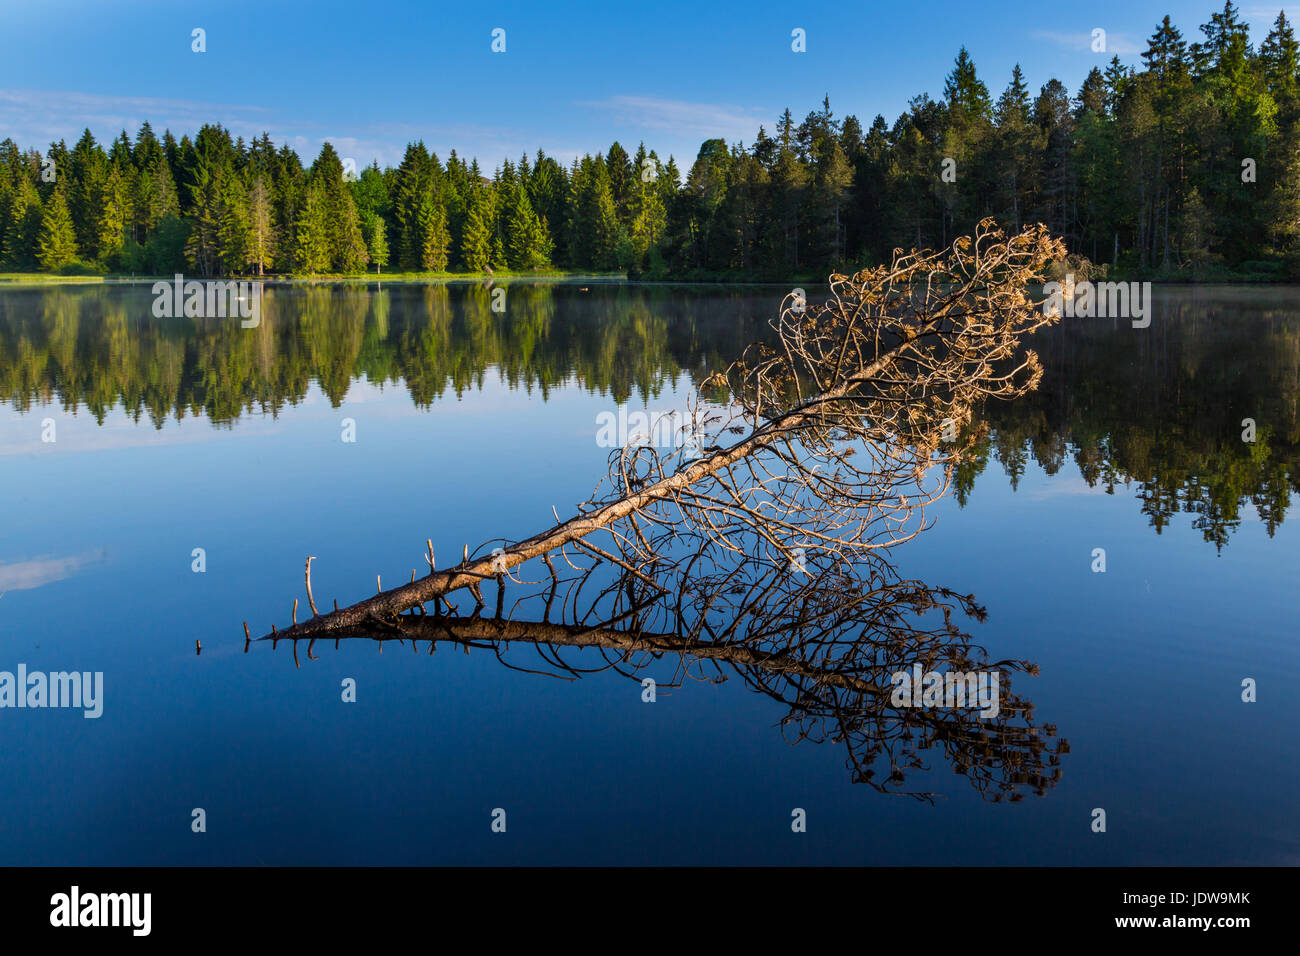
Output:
[[251, 220, 1064, 645]]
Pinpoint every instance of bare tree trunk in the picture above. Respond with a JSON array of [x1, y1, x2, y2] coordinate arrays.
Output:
[[248, 221, 1065, 646]]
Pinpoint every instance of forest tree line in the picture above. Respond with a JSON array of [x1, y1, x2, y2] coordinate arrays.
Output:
[[2, 2, 1299, 280]]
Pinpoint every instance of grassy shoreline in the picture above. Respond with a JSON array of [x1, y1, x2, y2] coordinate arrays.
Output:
[[2, 266, 1298, 286], [0, 269, 624, 284]]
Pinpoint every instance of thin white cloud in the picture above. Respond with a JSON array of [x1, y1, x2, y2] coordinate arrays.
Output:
[[1026, 476, 1109, 500], [0, 88, 270, 145], [0, 88, 579, 170], [0, 550, 105, 593], [310, 121, 582, 170], [1033, 30, 1143, 57], [581, 96, 767, 143], [1244, 6, 1300, 26]]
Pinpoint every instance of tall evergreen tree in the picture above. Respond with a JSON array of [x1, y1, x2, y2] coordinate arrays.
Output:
[[2, 179, 42, 269], [416, 187, 449, 271], [459, 201, 492, 273], [37, 188, 78, 270], [368, 216, 389, 274], [247, 175, 275, 276], [294, 180, 331, 273]]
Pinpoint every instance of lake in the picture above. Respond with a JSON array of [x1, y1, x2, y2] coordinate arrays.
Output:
[[0, 280, 1296, 865]]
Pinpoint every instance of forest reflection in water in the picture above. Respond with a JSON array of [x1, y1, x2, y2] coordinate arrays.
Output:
[[1, 279, 1296, 551]]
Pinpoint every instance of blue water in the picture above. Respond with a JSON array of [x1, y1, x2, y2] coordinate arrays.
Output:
[[0, 281, 1296, 864]]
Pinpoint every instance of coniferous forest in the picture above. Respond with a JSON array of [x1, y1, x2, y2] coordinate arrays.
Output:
[[2, 2, 1298, 281]]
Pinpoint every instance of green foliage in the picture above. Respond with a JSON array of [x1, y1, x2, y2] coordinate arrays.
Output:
[[459, 204, 491, 273], [294, 180, 332, 273], [2, 179, 42, 269], [334, 189, 369, 272], [416, 188, 449, 271], [2, 283, 1293, 552], [53, 259, 106, 276], [367, 215, 389, 273], [145, 212, 189, 274], [96, 165, 131, 265], [505, 187, 551, 269], [246, 175, 275, 275], [217, 174, 250, 274], [37, 189, 78, 270], [2, 3, 1298, 279]]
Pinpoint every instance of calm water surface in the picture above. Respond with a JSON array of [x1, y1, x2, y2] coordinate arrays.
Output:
[[0, 280, 1296, 864]]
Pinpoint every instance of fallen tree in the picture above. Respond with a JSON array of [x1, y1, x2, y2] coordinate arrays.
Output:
[[245, 219, 1065, 645]]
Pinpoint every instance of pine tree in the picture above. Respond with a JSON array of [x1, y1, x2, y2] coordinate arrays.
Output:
[[294, 180, 331, 273], [944, 47, 992, 122], [68, 129, 107, 258], [417, 188, 449, 271], [145, 155, 179, 229], [460, 203, 492, 272], [145, 212, 189, 274], [1262, 12, 1300, 107], [810, 138, 852, 267], [185, 159, 222, 275], [568, 157, 618, 269], [767, 144, 806, 270], [630, 185, 666, 266], [335, 189, 369, 272], [394, 142, 430, 270], [605, 141, 634, 220], [368, 215, 389, 274], [1263, 10, 1300, 196], [527, 151, 567, 262], [1077, 67, 1108, 116], [37, 188, 78, 270], [2, 179, 42, 269], [217, 173, 250, 275], [1178, 185, 1220, 269], [489, 234, 509, 272], [994, 65, 1036, 230], [271, 144, 303, 270], [96, 165, 132, 265], [247, 175, 275, 276], [505, 187, 550, 269]]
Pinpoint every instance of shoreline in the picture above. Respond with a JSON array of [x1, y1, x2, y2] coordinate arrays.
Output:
[[3, 271, 1299, 288]]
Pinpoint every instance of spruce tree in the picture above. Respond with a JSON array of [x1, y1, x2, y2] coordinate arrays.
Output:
[[247, 175, 275, 276], [37, 188, 78, 270], [96, 165, 131, 265], [460, 203, 492, 273], [368, 216, 389, 274], [335, 189, 369, 272], [185, 159, 221, 275], [294, 180, 331, 273], [393, 143, 430, 270], [506, 188, 550, 269], [217, 173, 250, 275], [2, 179, 42, 269], [417, 188, 449, 271], [489, 234, 509, 272], [68, 129, 107, 258]]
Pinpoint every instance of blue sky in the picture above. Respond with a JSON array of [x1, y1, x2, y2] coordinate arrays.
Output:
[[1, 0, 1296, 172]]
